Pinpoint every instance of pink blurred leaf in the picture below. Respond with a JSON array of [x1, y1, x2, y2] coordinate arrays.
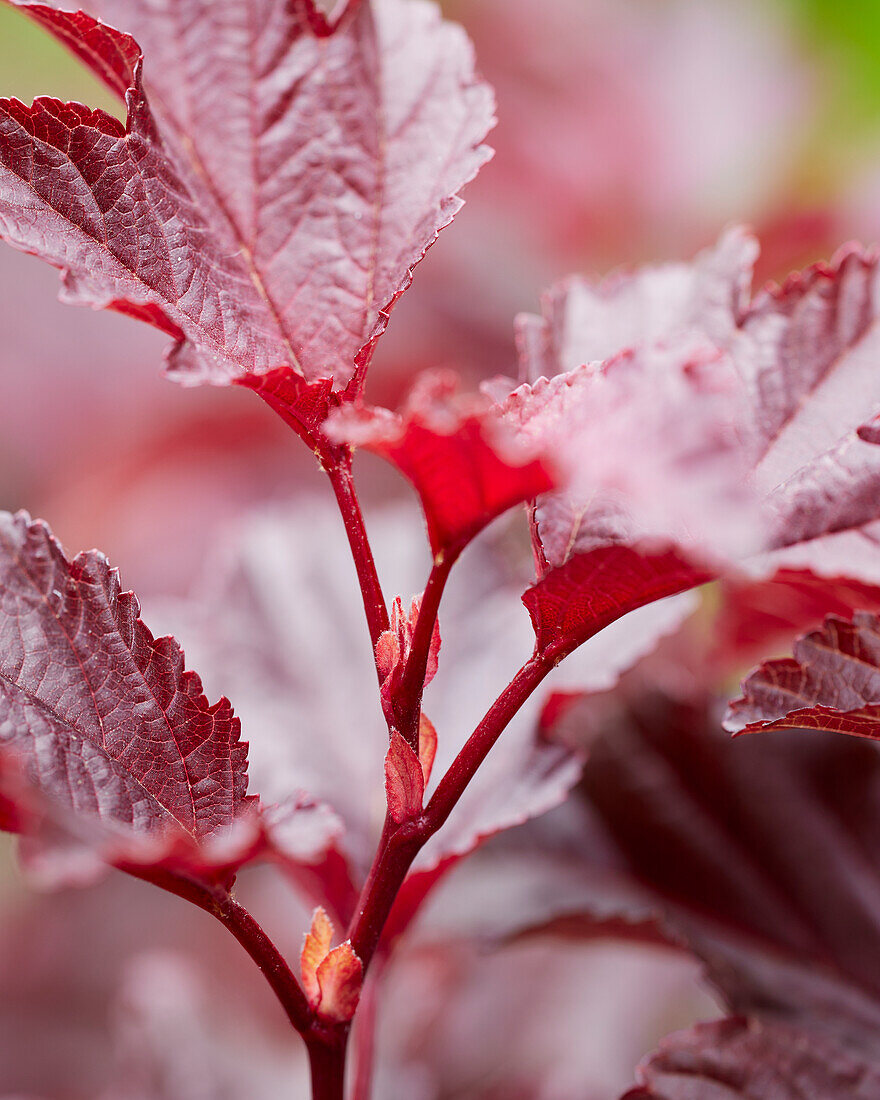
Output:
[[511, 231, 880, 654], [726, 612, 880, 740], [514, 226, 755, 379], [740, 246, 880, 553], [260, 796, 357, 924], [1, 0, 494, 391]]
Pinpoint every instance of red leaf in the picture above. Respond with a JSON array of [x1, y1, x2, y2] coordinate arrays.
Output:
[[0, 511, 254, 888], [726, 612, 880, 740], [330, 371, 553, 556], [523, 542, 710, 658], [237, 368, 337, 453], [1, 0, 494, 390]]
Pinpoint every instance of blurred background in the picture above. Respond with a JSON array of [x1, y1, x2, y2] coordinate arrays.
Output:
[[1, 1, 880, 1097]]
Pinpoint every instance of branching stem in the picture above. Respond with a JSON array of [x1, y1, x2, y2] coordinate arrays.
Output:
[[423, 652, 555, 833], [320, 456, 570, 1096]]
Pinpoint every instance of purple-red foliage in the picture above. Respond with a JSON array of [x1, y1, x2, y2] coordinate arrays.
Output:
[[3, 2, 880, 1097]]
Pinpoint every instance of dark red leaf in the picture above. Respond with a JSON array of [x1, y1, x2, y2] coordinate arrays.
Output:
[[574, 696, 880, 1014], [0, 510, 255, 888], [523, 689, 880, 1097], [1, 0, 494, 391], [726, 612, 880, 740], [626, 1017, 880, 1100]]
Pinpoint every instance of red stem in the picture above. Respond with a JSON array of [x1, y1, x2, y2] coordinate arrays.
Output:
[[423, 652, 554, 834], [324, 456, 569, 1094], [214, 893, 314, 1035], [347, 814, 422, 970], [348, 651, 556, 975], [326, 453, 390, 660], [140, 874, 314, 1036], [307, 1032, 349, 1100]]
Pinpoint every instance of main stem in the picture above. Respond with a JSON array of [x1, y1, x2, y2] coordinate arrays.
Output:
[[324, 456, 568, 1095], [348, 815, 423, 969]]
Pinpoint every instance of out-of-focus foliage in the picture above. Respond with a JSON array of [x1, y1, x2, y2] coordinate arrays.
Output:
[[0, 3, 116, 112], [790, 0, 880, 139]]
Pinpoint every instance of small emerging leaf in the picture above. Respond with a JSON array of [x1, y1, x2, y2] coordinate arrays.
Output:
[[315, 942, 363, 1024], [301, 907, 335, 1006], [385, 730, 425, 824], [300, 905, 362, 1022], [376, 593, 442, 728], [418, 713, 437, 787]]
